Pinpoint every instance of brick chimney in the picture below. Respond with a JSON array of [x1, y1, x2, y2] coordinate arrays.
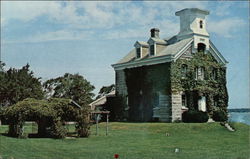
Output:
[[150, 28, 160, 38]]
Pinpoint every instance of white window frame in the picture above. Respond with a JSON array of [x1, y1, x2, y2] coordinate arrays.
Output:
[[195, 67, 205, 80]]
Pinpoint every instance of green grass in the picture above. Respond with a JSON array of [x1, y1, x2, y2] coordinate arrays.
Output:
[[0, 122, 249, 159]]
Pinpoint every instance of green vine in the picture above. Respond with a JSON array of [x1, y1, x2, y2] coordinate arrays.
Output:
[[171, 51, 228, 114]]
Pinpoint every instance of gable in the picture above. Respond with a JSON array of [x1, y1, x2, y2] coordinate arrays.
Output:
[[179, 45, 192, 59], [174, 40, 228, 66]]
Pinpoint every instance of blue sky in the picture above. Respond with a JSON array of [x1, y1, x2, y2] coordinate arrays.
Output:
[[1, 1, 249, 108]]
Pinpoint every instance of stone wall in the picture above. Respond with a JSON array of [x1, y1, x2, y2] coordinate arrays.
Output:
[[171, 93, 182, 122]]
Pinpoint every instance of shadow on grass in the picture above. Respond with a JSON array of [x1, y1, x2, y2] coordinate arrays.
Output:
[[0, 132, 78, 138]]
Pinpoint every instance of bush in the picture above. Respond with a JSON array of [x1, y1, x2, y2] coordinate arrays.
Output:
[[182, 110, 209, 123], [2, 98, 90, 138], [212, 109, 228, 122]]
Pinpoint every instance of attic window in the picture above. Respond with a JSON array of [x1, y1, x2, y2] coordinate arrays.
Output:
[[136, 47, 141, 58], [150, 44, 155, 56], [199, 20, 203, 29], [198, 43, 206, 52]]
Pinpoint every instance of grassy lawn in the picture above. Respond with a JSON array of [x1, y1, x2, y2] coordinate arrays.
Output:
[[0, 122, 249, 159]]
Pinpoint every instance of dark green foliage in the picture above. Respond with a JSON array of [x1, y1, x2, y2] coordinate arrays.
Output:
[[0, 63, 44, 107], [0, 98, 90, 138], [75, 107, 90, 137], [103, 96, 127, 121], [212, 109, 228, 122], [182, 110, 209, 123], [43, 73, 95, 106]]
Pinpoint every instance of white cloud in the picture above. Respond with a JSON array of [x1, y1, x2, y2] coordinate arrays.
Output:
[[3, 30, 94, 44], [208, 17, 246, 38], [1, 1, 247, 42], [1, 1, 61, 22]]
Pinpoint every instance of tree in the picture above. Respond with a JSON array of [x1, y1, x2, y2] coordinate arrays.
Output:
[[0, 63, 44, 107], [95, 84, 115, 99], [43, 73, 95, 106]]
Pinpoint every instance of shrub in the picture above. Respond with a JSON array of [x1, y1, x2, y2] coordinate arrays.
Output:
[[182, 110, 209, 123], [2, 98, 90, 138], [212, 109, 228, 122]]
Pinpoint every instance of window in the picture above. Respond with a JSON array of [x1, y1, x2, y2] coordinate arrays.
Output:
[[136, 47, 141, 58], [195, 67, 205, 80], [213, 96, 218, 107], [198, 96, 206, 112], [212, 68, 218, 80], [199, 20, 203, 29], [181, 64, 188, 78], [150, 44, 155, 56], [182, 94, 187, 107], [197, 43, 206, 52]]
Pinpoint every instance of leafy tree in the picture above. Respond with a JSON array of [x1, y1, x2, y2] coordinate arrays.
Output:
[[0, 63, 44, 107], [43, 73, 95, 106], [95, 84, 115, 99]]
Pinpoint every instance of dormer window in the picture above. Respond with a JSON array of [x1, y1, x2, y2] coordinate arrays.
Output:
[[136, 47, 141, 58], [150, 44, 155, 56], [199, 20, 203, 29]]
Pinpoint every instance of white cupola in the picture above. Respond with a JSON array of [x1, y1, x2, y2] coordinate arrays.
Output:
[[175, 8, 210, 52]]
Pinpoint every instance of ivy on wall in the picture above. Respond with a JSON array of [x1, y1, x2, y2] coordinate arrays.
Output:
[[171, 51, 228, 115]]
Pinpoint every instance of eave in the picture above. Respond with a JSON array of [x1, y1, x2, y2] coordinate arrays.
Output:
[[112, 54, 173, 70]]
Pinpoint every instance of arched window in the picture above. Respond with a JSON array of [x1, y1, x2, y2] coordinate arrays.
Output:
[[198, 43, 206, 52], [181, 64, 188, 78], [199, 20, 203, 29]]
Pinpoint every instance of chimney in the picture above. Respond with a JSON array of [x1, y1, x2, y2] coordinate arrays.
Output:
[[150, 28, 160, 38]]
